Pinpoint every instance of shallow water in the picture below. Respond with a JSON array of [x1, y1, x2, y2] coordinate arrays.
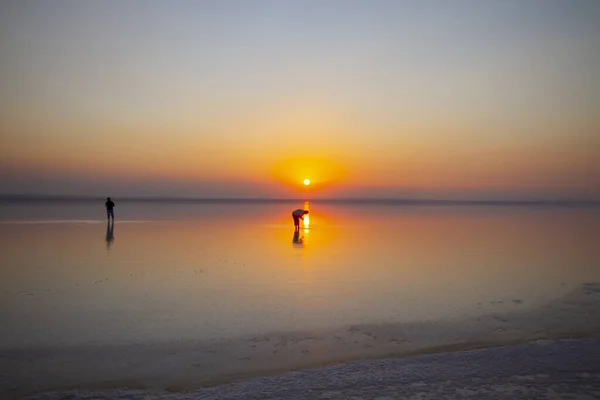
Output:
[[1, 200, 598, 348]]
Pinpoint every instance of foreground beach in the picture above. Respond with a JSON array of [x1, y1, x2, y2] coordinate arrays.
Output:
[[4, 282, 599, 399], [20, 339, 600, 400]]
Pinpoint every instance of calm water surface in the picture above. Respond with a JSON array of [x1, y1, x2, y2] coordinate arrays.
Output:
[[1, 201, 598, 348]]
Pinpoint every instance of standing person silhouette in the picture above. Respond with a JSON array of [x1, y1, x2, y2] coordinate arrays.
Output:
[[292, 209, 309, 231], [105, 197, 115, 221]]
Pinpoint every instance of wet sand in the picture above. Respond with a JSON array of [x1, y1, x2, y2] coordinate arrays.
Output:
[[19, 339, 600, 399], [2, 282, 599, 399]]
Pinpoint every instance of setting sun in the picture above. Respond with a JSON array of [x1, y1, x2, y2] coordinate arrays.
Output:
[[303, 179, 311, 186]]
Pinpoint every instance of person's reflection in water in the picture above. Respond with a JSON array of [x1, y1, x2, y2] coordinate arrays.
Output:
[[292, 230, 303, 247], [105, 221, 115, 250]]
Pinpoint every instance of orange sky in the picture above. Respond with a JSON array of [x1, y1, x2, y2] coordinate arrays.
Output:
[[1, 1, 599, 200]]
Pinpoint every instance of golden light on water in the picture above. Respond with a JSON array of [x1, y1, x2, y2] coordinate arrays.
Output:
[[303, 201, 310, 230]]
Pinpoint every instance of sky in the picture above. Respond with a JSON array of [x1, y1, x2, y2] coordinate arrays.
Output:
[[1, 0, 599, 200]]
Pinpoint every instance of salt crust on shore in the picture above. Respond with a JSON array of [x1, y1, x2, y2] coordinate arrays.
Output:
[[21, 339, 600, 400], [2, 283, 599, 399]]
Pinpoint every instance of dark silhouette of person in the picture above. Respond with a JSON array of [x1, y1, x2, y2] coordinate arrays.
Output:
[[105, 197, 115, 221], [292, 209, 309, 231], [105, 221, 114, 249]]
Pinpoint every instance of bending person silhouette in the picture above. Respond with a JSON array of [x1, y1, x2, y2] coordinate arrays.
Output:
[[292, 209, 309, 231], [105, 197, 115, 221]]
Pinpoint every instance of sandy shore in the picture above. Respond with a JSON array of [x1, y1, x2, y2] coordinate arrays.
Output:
[[19, 339, 600, 400], [2, 283, 599, 399]]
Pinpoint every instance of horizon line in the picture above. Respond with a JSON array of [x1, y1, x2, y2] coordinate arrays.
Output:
[[1, 193, 599, 206]]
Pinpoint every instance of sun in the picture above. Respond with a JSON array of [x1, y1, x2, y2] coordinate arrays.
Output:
[[303, 178, 311, 186]]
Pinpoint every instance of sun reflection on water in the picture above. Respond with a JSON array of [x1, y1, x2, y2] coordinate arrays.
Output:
[[303, 201, 310, 231]]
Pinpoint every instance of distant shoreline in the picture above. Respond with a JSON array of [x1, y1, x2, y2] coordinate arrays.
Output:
[[1, 194, 599, 207]]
